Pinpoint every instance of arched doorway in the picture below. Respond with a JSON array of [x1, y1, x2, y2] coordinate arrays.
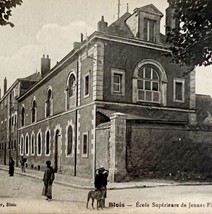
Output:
[[54, 129, 60, 172]]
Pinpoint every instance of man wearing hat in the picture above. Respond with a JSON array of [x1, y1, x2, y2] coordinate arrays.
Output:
[[94, 166, 109, 207]]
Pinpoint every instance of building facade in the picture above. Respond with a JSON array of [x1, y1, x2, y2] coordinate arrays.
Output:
[[1, 4, 212, 182], [0, 74, 40, 166]]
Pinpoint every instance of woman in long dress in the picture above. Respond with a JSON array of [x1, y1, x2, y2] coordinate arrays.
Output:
[[42, 160, 55, 200]]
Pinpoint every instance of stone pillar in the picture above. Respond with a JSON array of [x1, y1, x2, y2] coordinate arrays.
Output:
[[189, 69, 197, 125], [109, 113, 127, 182]]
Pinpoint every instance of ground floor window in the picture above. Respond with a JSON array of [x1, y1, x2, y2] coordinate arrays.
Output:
[[82, 132, 88, 158]]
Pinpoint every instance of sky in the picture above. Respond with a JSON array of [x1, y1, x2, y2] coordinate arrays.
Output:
[[0, 0, 211, 96]]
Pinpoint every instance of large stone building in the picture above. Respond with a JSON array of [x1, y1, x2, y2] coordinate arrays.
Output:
[[1, 4, 212, 182]]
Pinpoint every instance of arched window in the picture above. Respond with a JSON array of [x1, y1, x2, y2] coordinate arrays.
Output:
[[20, 136, 24, 155], [46, 88, 53, 117], [31, 99, 37, 123], [133, 60, 168, 105], [137, 65, 160, 103], [46, 130, 50, 155], [66, 73, 76, 109], [67, 126, 73, 155], [31, 133, 35, 155], [37, 133, 42, 155], [21, 107, 25, 126], [25, 135, 29, 155]]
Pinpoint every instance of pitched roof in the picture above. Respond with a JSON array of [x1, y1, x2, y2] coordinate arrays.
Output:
[[106, 12, 134, 38], [19, 72, 41, 82]]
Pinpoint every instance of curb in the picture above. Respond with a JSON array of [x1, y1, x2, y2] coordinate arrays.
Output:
[[1, 166, 211, 190]]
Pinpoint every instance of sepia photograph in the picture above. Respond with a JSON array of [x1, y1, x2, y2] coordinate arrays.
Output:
[[0, 0, 212, 213]]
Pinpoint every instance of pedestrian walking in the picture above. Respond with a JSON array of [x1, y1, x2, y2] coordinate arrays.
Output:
[[9, 157, 15, 176], [42, 160, 55, 201], [94, 166, 109, 207], [20, 156, 27, 172]]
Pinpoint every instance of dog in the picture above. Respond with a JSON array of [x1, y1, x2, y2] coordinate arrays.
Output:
[[86, 188, 106, 209]]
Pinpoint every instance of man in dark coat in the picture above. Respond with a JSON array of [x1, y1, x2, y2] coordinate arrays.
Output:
[[94, 166, 109, 207], [42, 160, 55, 201]]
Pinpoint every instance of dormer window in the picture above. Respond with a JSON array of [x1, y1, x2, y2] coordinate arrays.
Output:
[[144, 18, 156, 42]]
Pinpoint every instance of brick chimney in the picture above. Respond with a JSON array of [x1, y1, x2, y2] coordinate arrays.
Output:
[[97, 16, 108, 32], [4, 77, 7, 95], [41, 54, 51, 77]]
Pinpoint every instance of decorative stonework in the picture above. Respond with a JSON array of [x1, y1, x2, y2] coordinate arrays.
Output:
[[93, 41, 104, 101], [91, 105, 96, 181], [77, 112, 81, 155]]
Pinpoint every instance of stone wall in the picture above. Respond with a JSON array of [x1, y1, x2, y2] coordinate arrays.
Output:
[[126, 123, 212, 181]]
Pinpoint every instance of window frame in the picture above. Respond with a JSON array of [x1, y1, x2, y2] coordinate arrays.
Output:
[[25, 134, 29, 156], [45, 130, 51, 156], [137, 65, 160, 103], [20, 135, 24, 156], [66, 72, 76, 109], [173, 78, 185, 103], [66, 125, 73, 156], [21, 106, 25, 127], [37, 132, 42, 156], [144, 18, 156, 43], [84, 73, 90, 98], [31, 132, 35, 156], [31, 99, 37, 123], [82, 132, 89, 158], [111, 68, 125, 96], [45, 87, 53, 118]]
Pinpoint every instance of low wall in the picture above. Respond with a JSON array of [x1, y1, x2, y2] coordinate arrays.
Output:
[[126, 123, 212, 181]]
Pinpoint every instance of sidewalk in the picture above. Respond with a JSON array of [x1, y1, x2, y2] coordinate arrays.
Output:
[[0, 164, 211, 190]]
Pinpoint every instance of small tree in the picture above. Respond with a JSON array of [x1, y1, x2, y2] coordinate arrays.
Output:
[[0, 0, 22, 27], [166, 0, 212, 69]]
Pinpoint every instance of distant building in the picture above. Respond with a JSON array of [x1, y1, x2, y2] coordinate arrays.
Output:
[[1, 4, 212, 182], [0, 73, 41, 166]]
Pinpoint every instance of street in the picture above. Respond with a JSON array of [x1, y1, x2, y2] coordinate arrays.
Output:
[[1, 169, 212, 214]]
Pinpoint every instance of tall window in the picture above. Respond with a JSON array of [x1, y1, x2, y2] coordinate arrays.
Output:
[[111, 69, 125, 95], [84, 74, 90, 97], [31, 134, 35, 155], [82, 133, 88, 158], [67, 125, 73, 155], [137, 65, 160, 103], [46, 88, 53, 117], [144, 18, 156, 42], [25, 135, 29, 155], [46, 130, 50, 155], [66, 74, 76, 108], [20, 136, 24, 155], [37, 133, 42, 155], [174, 78, 185, 102], [31, 100, 37, 123], [21, 107, 25, 126]]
